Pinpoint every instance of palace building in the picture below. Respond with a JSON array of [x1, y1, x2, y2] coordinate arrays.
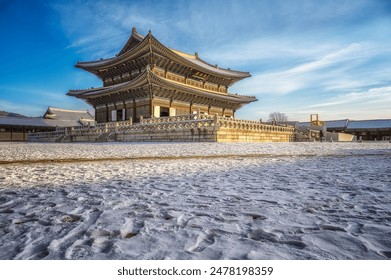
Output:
[[29, 28, 294, 143], [68, 28, 257, 123]]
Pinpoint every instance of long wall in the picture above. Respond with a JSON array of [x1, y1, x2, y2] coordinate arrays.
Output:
[[0, 132, 29, 142]]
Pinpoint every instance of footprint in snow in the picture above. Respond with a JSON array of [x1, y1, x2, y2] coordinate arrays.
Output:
[[188, 232, 215, 253], [248, 229, 278, 242], [120, 219, 145, 238]]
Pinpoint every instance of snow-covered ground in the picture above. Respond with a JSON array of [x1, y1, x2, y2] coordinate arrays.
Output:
[[0, 142, 390, 259]]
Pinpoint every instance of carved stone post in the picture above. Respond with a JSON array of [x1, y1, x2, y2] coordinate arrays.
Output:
[[214, 113, 219, 130]]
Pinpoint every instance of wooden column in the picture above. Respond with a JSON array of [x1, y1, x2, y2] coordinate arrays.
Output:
[[150, 97, 154, 118], [133, 99, 137, 122], [106, 104, 109, 123]]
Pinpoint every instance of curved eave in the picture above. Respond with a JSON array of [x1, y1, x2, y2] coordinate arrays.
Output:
[[168, 48, 250, 79], [74, 34, 150, 73], [150, 72, 256, 104], [75, 31, 250, 81], [151, 34, 250, 80], [67, 70, 150, 99]]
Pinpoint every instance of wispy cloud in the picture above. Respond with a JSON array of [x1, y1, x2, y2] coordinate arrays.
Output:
[[50, 0, 173, 59], [301, 87, 391, 120], [238, 86, 391, 121], [232, 42, 388, 96], [308, 86, 391, 109]]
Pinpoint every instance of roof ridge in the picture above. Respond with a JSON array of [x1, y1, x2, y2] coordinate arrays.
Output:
[[349, 119, 391, 121], [194, 55, 251, 75], [48, 106, 89, 113]]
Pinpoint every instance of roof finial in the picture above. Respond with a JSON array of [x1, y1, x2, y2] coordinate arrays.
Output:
[[132, 27, 137, 34], [148, 29, 152, 35], [195, 52, 198, 58]]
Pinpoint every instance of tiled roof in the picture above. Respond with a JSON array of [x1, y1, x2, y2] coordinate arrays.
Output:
[[347, 119, 391, 130], [0, 107, 95, 128], [44, 107, 94, 121], [0, 117, 53, 127], [297, 119, 391, 130], [325, 119, 349, 129], [76, 29, 250, 79]]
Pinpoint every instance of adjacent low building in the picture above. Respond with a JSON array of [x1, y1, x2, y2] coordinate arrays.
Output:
[[295, 118, 391, 141], [0, 107, 94, 141], [345, 119, 391, 141]]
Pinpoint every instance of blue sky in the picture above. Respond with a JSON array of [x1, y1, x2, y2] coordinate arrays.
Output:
[[0, 0, 390, 121]]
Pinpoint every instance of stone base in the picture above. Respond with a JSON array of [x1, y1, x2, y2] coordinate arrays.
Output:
[[28, 115, 295, 143]]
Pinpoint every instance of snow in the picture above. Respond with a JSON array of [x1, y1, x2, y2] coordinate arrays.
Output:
[[0, 142, 390, 259]]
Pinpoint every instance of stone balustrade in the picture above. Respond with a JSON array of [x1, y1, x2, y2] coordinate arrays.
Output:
[[217, 116, 294, 133], [141, 114, 197, 124]]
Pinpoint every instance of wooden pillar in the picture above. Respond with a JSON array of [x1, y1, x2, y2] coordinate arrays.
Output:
[[123, 101, 126, 120], [150, 97, 154, 118], [106, 104, 109, 123], [133, 99, 137, 122]]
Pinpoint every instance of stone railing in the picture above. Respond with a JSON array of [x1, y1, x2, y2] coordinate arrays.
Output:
[[126, 114, 215, 131], [141, 114, 197, 124], [29, 127, 67, 138], [217, 116, 294, 133]]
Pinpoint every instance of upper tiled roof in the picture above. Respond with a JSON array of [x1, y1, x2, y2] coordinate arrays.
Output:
[[76, 28, 250, 80]]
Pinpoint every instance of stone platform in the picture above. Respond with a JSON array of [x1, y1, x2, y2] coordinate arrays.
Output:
[[28, 114, 295, 143]]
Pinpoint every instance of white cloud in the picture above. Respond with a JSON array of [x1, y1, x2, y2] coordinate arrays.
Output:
[[232, 42, 384, 96], [51, 1, 167, 59], [302, 86, 391, 119]]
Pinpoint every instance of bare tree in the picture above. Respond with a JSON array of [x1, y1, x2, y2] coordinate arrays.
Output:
[[268, 112, 288, 123]]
